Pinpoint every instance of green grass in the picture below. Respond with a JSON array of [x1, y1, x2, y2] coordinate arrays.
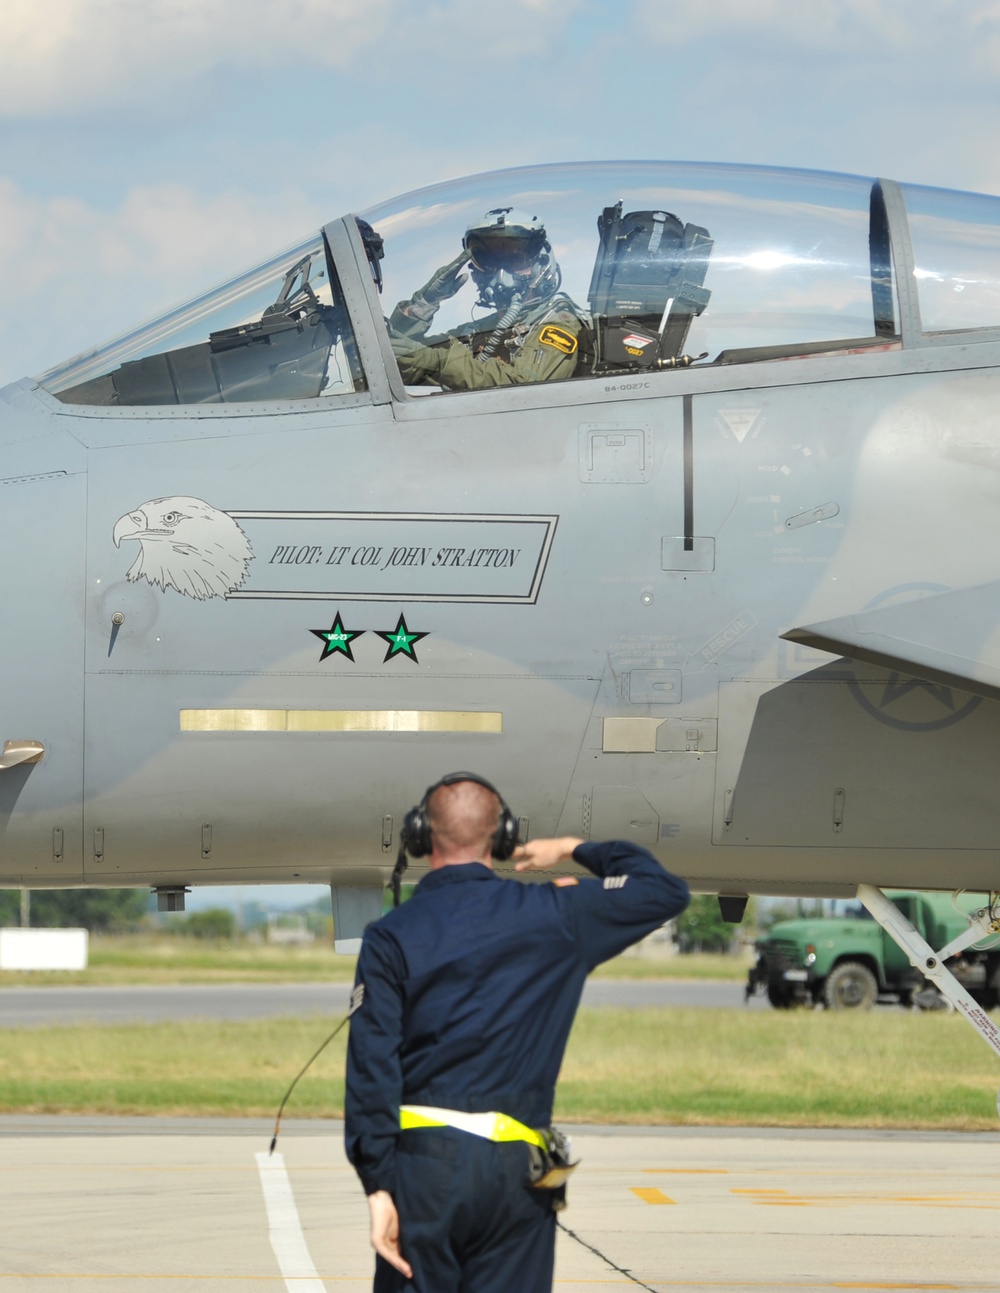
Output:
[[2, 1007, 997, 1131], [0, 936, 751, 985], [556, 1007, 1000, 1129], [595, 949, 751, 980], [0, 936, 361, 985]]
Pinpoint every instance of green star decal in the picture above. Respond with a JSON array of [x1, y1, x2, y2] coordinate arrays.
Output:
[[311, 612, 364, 662], [376, 614, 429, 664]]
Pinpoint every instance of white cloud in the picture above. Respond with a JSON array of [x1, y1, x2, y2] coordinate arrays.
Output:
[[631, 0, 1000, 71], [0, 177, 328, 385], [0, 0, 395, 115], [632, 0, 922, 50], [380, 0, 584, 63], [0, 0, 583, 116]]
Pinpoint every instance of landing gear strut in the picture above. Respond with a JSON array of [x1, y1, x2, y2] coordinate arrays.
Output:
[[857, 884, 1000, 1116]]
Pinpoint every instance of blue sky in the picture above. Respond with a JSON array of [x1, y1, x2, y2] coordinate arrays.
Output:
[[4, 0, 1000, 390]]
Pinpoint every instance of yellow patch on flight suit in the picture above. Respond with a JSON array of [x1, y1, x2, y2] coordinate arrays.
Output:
[[538, 324, 578, 355]]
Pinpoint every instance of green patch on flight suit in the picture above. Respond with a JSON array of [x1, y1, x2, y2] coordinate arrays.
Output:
[[538, 324, 578, 355]]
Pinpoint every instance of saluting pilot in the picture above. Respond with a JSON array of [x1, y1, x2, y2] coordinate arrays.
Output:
[[388, 208, 586, 390]]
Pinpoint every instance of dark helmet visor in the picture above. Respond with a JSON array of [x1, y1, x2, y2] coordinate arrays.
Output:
[[465, 229, 546, 274]]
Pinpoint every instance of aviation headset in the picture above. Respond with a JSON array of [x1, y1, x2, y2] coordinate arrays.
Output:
[[392, 772, 519, 904]]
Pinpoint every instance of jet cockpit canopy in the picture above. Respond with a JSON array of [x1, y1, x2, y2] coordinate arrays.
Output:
[[34, 161, 1000, 406]]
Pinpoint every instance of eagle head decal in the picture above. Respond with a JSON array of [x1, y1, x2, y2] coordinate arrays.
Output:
[[113, 496, 253, 600]]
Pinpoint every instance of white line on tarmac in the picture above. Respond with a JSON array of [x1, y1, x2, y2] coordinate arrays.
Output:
[[255, 1150, 327, 1292]]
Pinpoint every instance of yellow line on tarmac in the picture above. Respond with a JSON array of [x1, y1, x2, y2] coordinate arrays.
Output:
[[833, 1285, 959, 1290], [731, 1187, 1000, 1210], [631, 1186, 676, 1204], [643, 1167, 729, 1174]]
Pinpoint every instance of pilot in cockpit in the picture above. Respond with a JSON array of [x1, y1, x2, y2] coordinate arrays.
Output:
[[388, 208, 586, 390]]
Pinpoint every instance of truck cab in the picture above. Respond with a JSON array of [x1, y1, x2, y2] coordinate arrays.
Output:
[[747, 892, 1000, 1010]]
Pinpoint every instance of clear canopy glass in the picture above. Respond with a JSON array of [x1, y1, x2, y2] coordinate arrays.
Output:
[[38, 235, 366, 405], [360, 161, 885, 375], [45, 161, 1000, 408], [900, 182, 1000, 334]]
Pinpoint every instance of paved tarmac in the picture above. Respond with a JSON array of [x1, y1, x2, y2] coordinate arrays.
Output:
[[0, 1116, 996, 1291], [0, 979, 770, 1027]]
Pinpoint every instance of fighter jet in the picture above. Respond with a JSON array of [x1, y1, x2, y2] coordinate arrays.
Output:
[[1, 161, 998, 1045]]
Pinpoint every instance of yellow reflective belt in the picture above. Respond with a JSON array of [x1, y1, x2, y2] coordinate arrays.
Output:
[[399, 1104, 548, 1149]]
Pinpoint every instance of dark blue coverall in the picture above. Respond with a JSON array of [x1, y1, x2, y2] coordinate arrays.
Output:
[[345, 839, 689, 1293]]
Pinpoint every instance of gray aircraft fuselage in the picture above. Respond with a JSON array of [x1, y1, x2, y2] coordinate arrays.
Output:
[[2, 161, 999, 901]]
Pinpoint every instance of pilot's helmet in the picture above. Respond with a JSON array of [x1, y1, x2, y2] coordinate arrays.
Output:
[[463, 208, 558, 309]]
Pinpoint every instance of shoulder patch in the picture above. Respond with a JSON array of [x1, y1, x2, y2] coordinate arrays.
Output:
[[538, 324, 578, 355], [349, 983, 366, 1014], [603, 875, 628, 890], [552, 876, 579, 887]]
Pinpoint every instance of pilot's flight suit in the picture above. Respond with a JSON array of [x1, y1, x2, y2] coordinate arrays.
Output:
[[345, 840, 689, 1293], [388, 289, 585, 390]]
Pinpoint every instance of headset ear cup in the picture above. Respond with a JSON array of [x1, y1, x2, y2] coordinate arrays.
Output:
[[402, 805, 431, 858], [493, 807, 518, 861]]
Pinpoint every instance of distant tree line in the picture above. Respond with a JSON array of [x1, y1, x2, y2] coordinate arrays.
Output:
[[0, 888, 149, 932], [176, 908, 235, 940], [674, 893, 758, 953]]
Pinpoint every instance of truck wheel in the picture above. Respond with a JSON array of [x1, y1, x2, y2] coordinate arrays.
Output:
[[823, 961, 878, 1011]]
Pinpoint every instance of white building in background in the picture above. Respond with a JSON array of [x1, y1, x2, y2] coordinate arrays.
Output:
[[0, 928, 88, 970]]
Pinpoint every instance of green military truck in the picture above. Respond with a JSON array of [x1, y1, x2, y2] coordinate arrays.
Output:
[[747, 891, 1000, 1011]]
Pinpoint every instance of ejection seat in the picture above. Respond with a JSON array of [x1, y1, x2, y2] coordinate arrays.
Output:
[[586, 203, 713, 374]]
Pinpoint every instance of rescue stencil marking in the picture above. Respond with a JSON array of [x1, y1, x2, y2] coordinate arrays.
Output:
[[254, 1151, 326, 1293], [622, 334, 654, 349], [693, 611, 759, 665], [538, 325, 578, 354]]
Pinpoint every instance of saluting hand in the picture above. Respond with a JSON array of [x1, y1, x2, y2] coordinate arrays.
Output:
[[420, 252, 470, 304], [367, 1190, 412, 1280], [513, 837, 584, 872]]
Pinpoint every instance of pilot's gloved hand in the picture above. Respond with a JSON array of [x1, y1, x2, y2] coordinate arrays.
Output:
[[420, 252, 470, 304], [390, 332, 444, 383]]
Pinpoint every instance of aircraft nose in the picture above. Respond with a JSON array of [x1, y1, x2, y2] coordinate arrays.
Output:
[[113, 510, 147, 547]]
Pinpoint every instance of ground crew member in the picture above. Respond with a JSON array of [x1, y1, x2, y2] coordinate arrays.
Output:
[[388, 208, 586, 390], [344, 772, 690, 1293]]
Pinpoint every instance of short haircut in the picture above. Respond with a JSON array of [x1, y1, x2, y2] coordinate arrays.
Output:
[[427, 779, 500, 856]]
